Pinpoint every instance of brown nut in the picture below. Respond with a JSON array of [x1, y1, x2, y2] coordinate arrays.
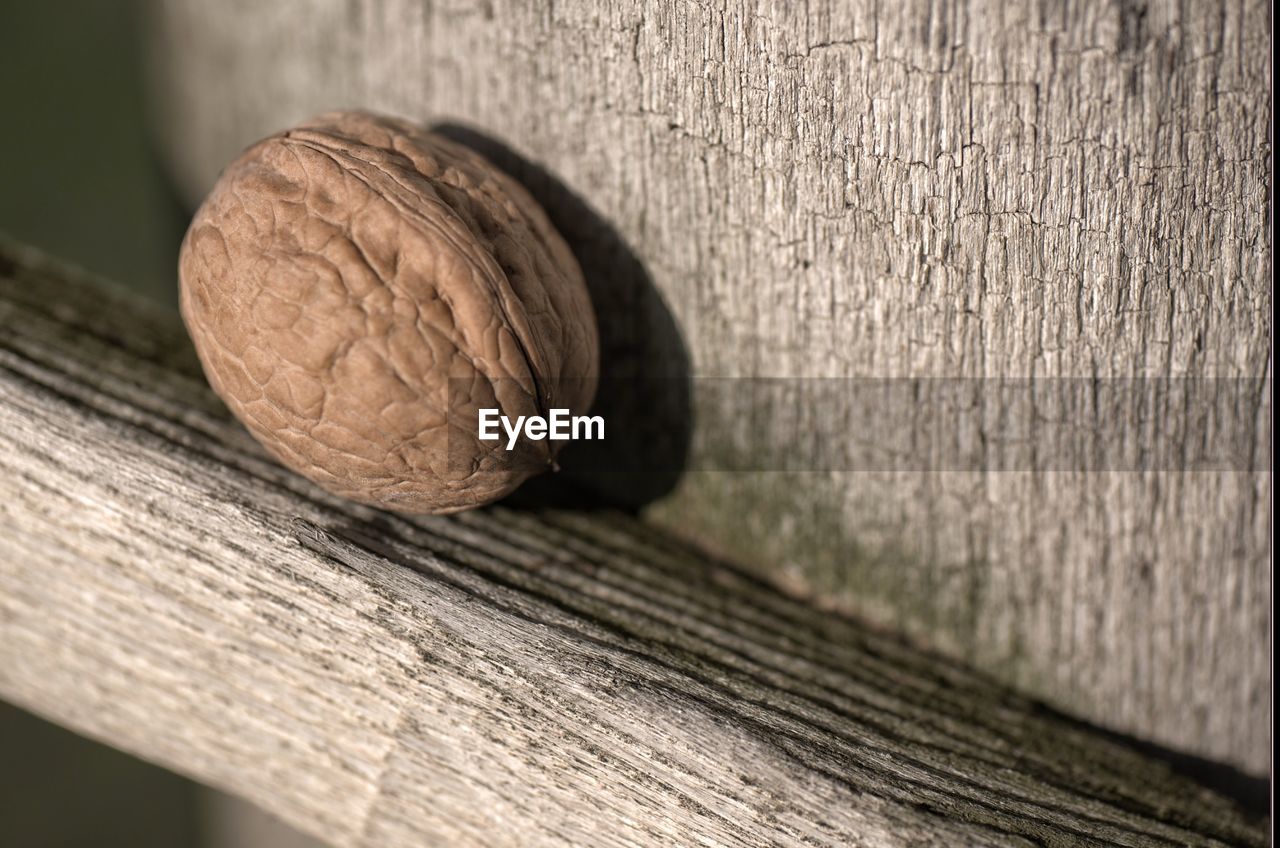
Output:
[[178, 111, 599, 513]]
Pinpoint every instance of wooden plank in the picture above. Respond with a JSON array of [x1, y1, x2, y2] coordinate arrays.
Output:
[[145, 0, 1272, 774], [0, 239, 1263, 846]]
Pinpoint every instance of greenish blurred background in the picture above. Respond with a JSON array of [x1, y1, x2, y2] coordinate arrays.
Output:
[[0, 0, 181, 305], [1, 3, 313, 845]]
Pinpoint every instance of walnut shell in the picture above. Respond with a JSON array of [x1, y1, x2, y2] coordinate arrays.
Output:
[[179, 111, 599, 513]]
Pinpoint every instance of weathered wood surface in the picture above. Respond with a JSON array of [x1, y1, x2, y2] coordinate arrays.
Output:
[[0, 240, 1265, 846], [145, 0, 1272, 775]]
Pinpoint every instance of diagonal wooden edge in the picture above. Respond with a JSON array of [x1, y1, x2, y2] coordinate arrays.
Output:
[[0, 236, 1264, 846]]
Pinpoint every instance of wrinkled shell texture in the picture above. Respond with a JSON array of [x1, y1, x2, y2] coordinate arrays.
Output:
[[179, 111, 599, 513]]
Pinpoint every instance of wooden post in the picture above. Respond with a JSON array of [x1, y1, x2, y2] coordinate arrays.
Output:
[[145, 0, 1271, 776]]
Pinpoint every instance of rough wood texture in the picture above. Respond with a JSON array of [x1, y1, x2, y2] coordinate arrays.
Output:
[[145, 0, 1271, 774], [0, 239, 1264, 846]]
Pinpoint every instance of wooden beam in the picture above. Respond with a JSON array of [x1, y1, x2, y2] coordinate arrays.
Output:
[[0, 238, 1262, 846]]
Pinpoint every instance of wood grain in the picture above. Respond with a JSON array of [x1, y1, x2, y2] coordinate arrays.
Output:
[[145, 0, 1272, 775], [0, 239, 1263, 846]]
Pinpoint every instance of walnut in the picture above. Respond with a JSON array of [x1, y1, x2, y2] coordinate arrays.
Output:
[[178, 111, 599, 513]]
